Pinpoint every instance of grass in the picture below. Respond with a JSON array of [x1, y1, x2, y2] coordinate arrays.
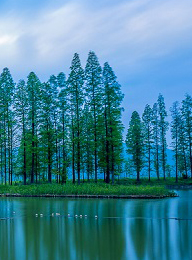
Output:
[[0, 183, 176, 197], [116, 177, 192, 186]]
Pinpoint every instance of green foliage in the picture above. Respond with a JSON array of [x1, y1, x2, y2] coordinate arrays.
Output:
[[0, 183, 174, 197], [181, 94, 192, 178], [142, 104, 153, 180], [170, 101, 181, 182], [0, 68, 15, 185], [101, 62, 124, 184], [126, 111, 144, 181], [67, 53, 85, 184], [85, 51, 103, 183], [152, 102, 160, 179], [0, 52, 190, 188], [157, 94, 169, 179]]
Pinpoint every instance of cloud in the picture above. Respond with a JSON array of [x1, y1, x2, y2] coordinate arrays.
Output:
[[0, 0, 191, 80]]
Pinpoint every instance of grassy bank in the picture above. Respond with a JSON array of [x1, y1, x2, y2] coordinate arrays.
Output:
[[0, 183, 176, 198], [116, 177, 192, 186]]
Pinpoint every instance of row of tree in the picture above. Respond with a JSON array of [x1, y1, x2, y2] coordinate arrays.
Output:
[[0, 51, 124, 185], [126, 94, 192, 182], [0, 51, 191, 185]]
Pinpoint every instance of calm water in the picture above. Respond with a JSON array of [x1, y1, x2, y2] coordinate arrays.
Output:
[[0, 190, 192, 260]]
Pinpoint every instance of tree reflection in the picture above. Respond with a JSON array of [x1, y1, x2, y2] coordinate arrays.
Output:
[[0, 192, 192, 260]]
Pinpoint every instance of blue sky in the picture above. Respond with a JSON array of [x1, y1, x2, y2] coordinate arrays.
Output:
[[0, 0, 191, 139]]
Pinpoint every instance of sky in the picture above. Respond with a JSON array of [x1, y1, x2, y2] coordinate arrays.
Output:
[[0, 0, 191, 140]]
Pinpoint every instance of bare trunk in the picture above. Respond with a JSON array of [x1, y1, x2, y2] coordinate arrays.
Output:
[[105, 107, 110, 183], [31, 108, 35, 184], [72, 116, 75, 184], [4, 114, 6, 185]]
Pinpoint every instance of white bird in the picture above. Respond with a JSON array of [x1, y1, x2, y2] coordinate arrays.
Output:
[[80, 215, 82, 218], [85, 215, 87, 218], [95, 215, 98, 218], [51, 213, 54, 216], [35, 214, 38, 217], [67, 213, 70, 217], [75, 215, 78, 218], [56, 213, 60, 216], [40, 214, 43, 217]]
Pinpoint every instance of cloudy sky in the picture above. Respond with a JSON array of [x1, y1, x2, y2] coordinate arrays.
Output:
[[0, 0, 191, 134]]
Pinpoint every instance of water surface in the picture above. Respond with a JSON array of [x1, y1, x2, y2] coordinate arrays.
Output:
[[0, 190, 192, 260]]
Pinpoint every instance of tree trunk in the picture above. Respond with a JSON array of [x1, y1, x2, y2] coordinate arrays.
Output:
[[75, 86, 81, 185], [10, 125, 13, 185], [105, 107, 110, 183], [72, 116, 75, 184], [4, 114, 6, 185], [31, 108, 35, 184], [7, 111, 11, 185], [156, 136, 159, 180], [190, 142, 192, 179], [111, 126, 114, 185], [93, 97, 98, 183], [47, 124, 52, 183], [23, 110, 27, 185], [148, 127, 151, 182], [183, 147, 188, 178], [162, 128, 166, 180]]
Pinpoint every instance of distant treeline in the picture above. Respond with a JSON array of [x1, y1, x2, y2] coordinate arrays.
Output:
[[0, 51, 191, 185], [126, 93, 192, 183]]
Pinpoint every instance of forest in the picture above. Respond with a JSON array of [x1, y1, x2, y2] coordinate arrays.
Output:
[[0, 51, 191, 185]]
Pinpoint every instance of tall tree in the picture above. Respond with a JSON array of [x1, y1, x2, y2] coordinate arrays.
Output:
[[0, 68, 15, 184], [85, 51, 103, 183], [14, 80, 29, 184], [152, 103, 160, 179], [67, 53, 84, 184], [81, 104, 94, 182], [142, 104, 153, 181], [57, 72, 70, 184], [126, 111, 144, 182], [170, 101, 180, 183], [102, 62, 124, 184], [181, 94, 192, 178], [0, 107, 4, 184], [177, 113, 188, 178], [40, 78, 57, 183], [27, 72, 41, 183], [158, 94, 168, 180]]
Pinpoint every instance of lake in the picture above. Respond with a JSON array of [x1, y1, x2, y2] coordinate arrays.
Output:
[[0, 190, 192, 260]]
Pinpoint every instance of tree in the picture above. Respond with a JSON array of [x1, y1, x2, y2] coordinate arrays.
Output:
[[102, 62, 124, 184], [170, 101, 180, 182], [67, 53, 84, 184], [0, 68, 15, 184], [177, 112, 188, 178], [181, 94, 192, 178], [14, 80, 29, 184], [57, 72, 70, 184], [85, 51, 103, 183], [81, 104, 94, 182], [27, 72, 41, 183], [152, 103, 160, 179], [126, 111, 144, 182], [124, 158, 134, 178], [142, 104, 153, 181], [158, 94, 168, 180], [39, 78, 57, 183]]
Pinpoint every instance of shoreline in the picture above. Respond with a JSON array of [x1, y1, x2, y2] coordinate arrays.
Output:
[[166, 185, 192, 189], [0, 181, 181, 199], [0, 193, 178, 199]]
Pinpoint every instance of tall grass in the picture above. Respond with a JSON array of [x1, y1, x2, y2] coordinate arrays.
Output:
[[0, 183, 175, 197]]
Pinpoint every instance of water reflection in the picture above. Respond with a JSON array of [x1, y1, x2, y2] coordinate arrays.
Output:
[[0, 191, 192, 260]]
